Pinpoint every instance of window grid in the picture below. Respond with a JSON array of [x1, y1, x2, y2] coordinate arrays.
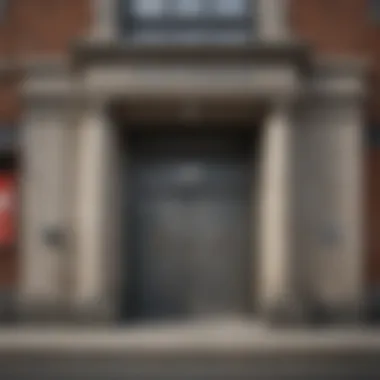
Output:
[[119, 0, 254, 43]]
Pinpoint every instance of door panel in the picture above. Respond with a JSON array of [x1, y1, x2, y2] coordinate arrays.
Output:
[[125, 132, 252, 321], [367, 148, 380, 286], [138, 197, 192, 319], [190, 198, 250, 316], [366, 132, 380, 319]]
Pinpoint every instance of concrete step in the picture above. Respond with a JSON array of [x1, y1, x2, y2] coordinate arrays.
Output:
[[0, 321, 379, 379], [0, 352, 380, 379]]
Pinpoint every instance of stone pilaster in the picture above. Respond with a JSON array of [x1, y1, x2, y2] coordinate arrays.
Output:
[[18, 60, 77, 322], [19, 105, 73, 322], [91, 0, 118, 41], [258, 0, 291, 41], [258, 102, 301, 323], [291, 58, 367, 323], [72, 101, 118, 323]]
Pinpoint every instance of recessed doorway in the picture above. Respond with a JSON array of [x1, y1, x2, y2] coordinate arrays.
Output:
[[121, 128, 259, 322]]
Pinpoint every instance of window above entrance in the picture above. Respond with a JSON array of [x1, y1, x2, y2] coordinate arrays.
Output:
[[119, 0, 255, 44]]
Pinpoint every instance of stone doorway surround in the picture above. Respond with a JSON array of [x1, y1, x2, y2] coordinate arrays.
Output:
[[18, 40, 367, 324]]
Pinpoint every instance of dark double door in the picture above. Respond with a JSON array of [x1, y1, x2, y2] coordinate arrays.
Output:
[[125, 132, 252, 321]]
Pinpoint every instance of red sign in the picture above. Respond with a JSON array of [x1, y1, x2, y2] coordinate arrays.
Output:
[[0, 174, 16, 246]]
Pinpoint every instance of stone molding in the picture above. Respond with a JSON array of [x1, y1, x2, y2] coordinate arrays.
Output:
[[18, 57, 83, 105], [8, 46, 369, 115], [306, 56, 370, 100], [16, 42, 369, 102], [71, 39, 309, 68]]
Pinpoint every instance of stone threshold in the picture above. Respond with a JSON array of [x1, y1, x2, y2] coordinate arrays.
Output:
[[0, 319, 379, 356]]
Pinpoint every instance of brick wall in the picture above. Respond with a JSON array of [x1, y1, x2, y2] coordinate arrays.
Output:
[[0, 0, 91, 123], [10, 0, 91, 56], [291, 0, 379, 120]]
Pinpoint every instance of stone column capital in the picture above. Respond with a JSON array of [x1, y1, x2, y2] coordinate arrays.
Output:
[[258, 0, 291, 41], [90, 0, 118, 41]]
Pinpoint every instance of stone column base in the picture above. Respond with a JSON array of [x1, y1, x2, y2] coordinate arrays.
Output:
[[310, 303, 365, 325], [17, 300, 73, 325], [71, 300, 116, 325], [262, 296, 309, 326], [17, 300, 116, 325]]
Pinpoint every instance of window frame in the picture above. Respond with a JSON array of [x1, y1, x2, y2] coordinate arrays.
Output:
[[118, 0, 255, 43]]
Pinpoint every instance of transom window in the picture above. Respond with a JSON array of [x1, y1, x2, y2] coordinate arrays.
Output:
[[119, 0, 254, 44]]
